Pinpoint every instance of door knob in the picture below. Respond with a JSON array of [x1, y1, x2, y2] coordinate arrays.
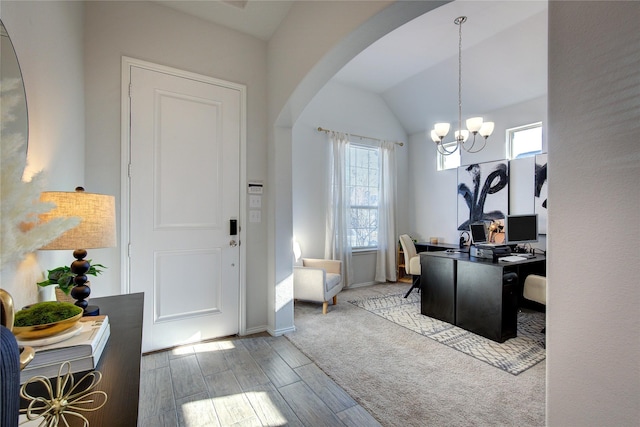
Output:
[[229, 240, 238, 247]]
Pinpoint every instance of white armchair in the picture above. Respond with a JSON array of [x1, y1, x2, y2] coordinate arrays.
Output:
[[293, 258, 343, 314]]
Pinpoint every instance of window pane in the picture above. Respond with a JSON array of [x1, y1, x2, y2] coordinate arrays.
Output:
[[437, 142, 460, 171], [369, 167, 378, 187], [367, 188, 378, 206], [347, 144, 380, 249], [509, 123, 542, 159], [350, 207, 378, 248]]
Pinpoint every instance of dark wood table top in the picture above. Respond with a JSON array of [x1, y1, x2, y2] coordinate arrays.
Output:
[[20, 293, 144, 426], [422, 250, 546, 266]]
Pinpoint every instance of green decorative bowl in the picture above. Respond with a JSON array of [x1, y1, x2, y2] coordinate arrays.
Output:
[[13, 302, 83, 340]]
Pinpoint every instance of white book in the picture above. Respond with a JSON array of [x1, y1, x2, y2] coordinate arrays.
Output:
[[498, 255, 527, 263], [20, 323, 110, 384], [18, 315, 109, 368]]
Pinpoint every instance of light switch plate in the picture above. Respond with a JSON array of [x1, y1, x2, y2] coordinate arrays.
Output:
[[249, 210, 261, 223], [249, 195, 262, 208]]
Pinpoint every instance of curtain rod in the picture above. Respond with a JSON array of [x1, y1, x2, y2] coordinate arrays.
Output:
[[317, 126, 404, 146]]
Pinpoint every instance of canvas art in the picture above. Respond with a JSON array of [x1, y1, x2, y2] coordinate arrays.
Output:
[[457, 160, 509, 231], [535, 153, 548, 234]]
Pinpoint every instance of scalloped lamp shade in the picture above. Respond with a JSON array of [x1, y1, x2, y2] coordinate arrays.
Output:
[[39, 190, 116, 250]]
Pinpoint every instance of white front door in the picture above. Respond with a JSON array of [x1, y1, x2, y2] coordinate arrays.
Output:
[[127, 63, 243, 353]]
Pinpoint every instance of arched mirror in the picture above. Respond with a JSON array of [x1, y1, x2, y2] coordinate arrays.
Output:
[[1, 19, 29, 150]]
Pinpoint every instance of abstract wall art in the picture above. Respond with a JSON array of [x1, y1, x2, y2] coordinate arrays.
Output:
[[535, 153, 548, 234], [457, 160, 509, 231]]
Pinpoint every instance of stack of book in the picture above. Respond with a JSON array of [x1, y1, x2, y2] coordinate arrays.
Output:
[[18, 315, 110, 384]]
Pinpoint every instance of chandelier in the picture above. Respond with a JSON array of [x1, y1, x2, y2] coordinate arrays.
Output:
[[430, 16, 494, 155]]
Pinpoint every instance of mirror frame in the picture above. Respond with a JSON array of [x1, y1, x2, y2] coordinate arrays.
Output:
[[1, 18, 29, 151]]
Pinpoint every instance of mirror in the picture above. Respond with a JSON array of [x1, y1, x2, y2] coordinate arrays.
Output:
[[1, 19, 29, 150]]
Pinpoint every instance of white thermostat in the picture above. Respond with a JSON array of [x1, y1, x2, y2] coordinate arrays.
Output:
[[248, 181, 263, 194]]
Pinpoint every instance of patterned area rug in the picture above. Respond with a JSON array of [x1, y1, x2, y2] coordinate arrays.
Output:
[[349, 292, 546, 375]]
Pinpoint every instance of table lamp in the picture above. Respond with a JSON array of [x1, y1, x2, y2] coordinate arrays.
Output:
[[39, 187, 116, 316]]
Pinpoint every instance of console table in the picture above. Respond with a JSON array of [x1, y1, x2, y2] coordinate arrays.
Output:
[[20, 293, 144, 426], [420, 252, 545, 342]]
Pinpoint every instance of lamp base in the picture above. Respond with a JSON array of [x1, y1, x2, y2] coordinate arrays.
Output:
[[83, 305, 100, 316]]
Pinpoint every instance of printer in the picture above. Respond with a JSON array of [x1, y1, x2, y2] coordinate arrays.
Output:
[[470, 244, 511, 261], [468, 222, 511, 261]]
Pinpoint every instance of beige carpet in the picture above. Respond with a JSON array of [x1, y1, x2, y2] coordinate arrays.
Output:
[[286, 283, 545, 427], [349, 292, 545, 375]]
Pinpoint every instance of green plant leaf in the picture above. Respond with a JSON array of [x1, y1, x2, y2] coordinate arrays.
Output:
[[36, 262, 107, 294]]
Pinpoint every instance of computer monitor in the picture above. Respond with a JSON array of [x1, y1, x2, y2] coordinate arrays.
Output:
[[505, 214, 538, 244], [469, 222, 488, 244]]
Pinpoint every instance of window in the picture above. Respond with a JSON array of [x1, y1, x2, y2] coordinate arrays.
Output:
[[347, 144, 379, 249], [437, 141, 461, 171], [508, 122, 542, 159]]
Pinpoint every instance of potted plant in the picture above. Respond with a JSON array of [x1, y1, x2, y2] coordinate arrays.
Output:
[[37, 262, 106, 303]]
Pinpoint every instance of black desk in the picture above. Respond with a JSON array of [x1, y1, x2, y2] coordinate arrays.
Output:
[[21, 293, 144, 426], [415, 241, 461, 252], [420, 252, 545, 342]]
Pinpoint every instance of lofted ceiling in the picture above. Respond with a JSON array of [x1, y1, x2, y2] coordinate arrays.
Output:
[[154, 0, 548, 135]]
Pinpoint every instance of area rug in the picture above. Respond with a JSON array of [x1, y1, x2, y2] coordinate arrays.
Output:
[[348, 292, 545, 375]]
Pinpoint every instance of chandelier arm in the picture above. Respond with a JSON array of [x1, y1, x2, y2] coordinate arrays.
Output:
[[461, 133, 477, 152], [465, 136, 487, 153], [436, 141, 459, 156]]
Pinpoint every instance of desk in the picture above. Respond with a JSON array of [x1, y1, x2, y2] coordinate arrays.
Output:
[[420, 252, 545, 342], [414, 241, 461, 252], [21, 293, 144, 426]]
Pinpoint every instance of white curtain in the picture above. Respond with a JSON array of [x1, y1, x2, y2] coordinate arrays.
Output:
[[325, 131, 353, 287], [375, 140, 397, 282]]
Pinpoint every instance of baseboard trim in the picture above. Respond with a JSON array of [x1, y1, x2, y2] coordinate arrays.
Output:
[[348, 281, 383, 289], [243, 325, 269, 336], [267, 325, 296, 336]]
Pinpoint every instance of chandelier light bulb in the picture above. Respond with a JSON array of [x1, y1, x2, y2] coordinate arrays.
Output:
[[455, 129, 469, 142], [430, 130, 440, 143], [466, 117, 484, 133], [479, 121, 495, 138], [434, 122, 451, 138]]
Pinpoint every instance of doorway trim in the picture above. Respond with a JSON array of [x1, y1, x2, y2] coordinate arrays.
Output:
[[120, 56, 247, 336]]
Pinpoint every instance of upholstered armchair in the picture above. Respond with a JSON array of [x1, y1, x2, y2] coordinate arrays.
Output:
[[293, 258, 343, 314]]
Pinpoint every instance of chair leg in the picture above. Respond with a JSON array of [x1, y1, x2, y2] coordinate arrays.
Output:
[[332, 295, 337, 305], [404, 275, 421, 298], [322, 301, 328, 315]]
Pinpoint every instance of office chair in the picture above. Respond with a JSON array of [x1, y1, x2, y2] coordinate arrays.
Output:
[[399, 234, 421, 298]]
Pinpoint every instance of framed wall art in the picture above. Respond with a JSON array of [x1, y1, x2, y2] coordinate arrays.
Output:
[[457, 160, 509, 232]]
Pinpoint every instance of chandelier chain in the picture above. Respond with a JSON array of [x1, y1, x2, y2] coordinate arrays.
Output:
[[430, 15, 493, 154], [458, 17, 463, 142]]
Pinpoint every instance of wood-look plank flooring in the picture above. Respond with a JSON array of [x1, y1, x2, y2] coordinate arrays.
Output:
[[138, 335, 381, 427]]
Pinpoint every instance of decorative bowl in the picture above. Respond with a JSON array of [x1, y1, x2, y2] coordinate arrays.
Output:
[[13, 302, 83, 340]]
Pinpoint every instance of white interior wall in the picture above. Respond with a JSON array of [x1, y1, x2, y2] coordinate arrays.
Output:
[[292, 80, 408, 286], [547, 2, 639, 424], [82, 1, 269, 331], [0, 1, 85, 309]]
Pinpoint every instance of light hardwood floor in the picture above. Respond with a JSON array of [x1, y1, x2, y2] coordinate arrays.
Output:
[[137, 333, 381, 426]]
